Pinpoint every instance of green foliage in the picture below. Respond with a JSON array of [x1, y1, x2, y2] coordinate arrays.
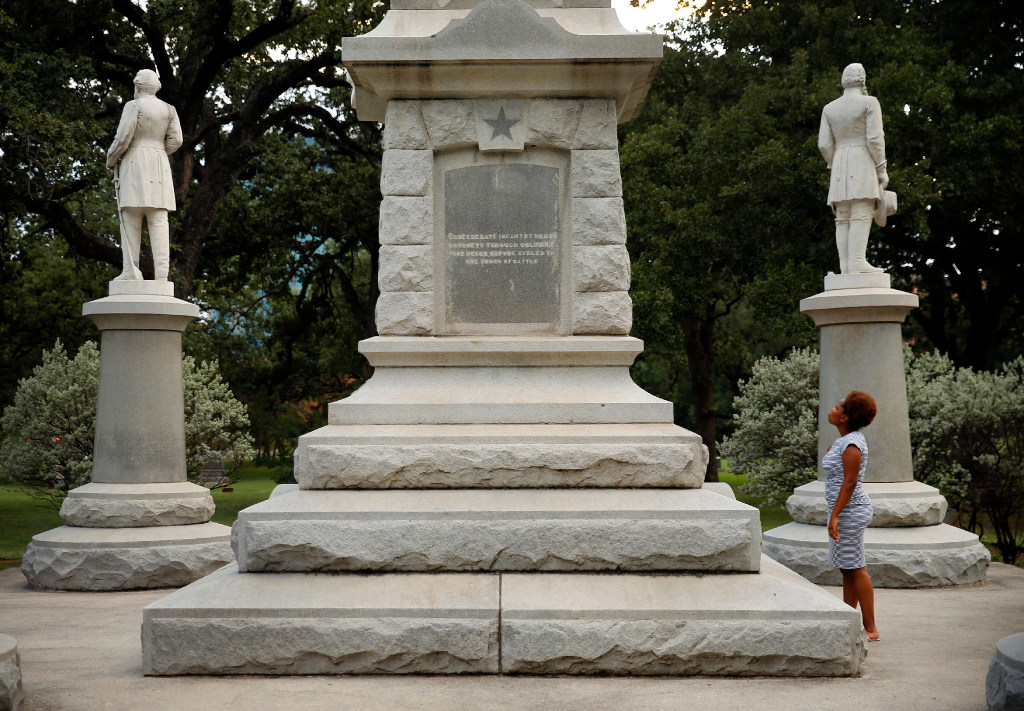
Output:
[[906, 350, 1024, 564], [0, 341, 255, 509], [720, 348, 819, 505]]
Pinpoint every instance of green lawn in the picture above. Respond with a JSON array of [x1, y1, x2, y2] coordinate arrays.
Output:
[[0, 467, 281, 570], [715, 469, 795, 531]]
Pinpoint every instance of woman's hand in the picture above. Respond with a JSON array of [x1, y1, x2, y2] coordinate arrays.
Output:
[[828, 515, 840, 541]]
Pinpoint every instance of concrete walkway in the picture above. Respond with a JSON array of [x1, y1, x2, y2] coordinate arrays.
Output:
[[2, 563, 1022, 711]]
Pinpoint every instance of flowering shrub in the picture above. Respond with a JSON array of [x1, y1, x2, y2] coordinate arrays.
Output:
[[720, 348, 819, 505], [0, 340, 255, 509]]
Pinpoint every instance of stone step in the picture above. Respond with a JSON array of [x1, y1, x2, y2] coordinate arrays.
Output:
[[21, 522, 233, 591], [142, 557, 865, 676], [295, 422, 706, 489], [785, 480, 948, 527], [232, 488, 760, 573], [762, 521, 990, 588]]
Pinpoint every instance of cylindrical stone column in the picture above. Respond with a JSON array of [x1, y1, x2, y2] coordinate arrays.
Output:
[[20, 281, 232, 591]]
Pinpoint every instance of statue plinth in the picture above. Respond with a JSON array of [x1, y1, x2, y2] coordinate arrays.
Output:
[[762, 275, 990, 587], [20, 282, 232, 591]]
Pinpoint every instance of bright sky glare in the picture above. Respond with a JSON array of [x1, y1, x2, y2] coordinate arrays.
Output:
[[610, 0, 692, 33]]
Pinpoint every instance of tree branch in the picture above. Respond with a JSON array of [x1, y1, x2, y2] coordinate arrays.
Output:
[[110, 0, 176, 95]]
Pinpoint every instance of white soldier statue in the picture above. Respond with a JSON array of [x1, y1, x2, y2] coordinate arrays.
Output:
[[106, 69, 183, 281], [818, 63, 895, 274]]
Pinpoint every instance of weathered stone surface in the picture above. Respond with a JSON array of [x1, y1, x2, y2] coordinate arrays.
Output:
[[21, 523, 232, 591], [380, 149, 432, 197], [572, 197, 627, 245], [297, 438, 704, 489], [383, 100, 428, 149], [573, 245, 630, 292], [763, 522, 990, 588], [523, 99, 581, 149], [232, 489, 760, 573], [786, 481, 948, 527], [375, 292, 433, 335], [379, 196, 432, 245], [421, 99, 475, 149], [0, 635, 24, 711], [378, 245, 433, 292], [59, 482, 215, 528], [473, 99, 526, 151], [500, 559, 865, 676], [571, 149, 622, 197], [143, 565, 500, 675], [573, 99, 618, 149], [572, 291, 631, 334], [702, 481, 737, 499], [987, 632, 1024, 711]]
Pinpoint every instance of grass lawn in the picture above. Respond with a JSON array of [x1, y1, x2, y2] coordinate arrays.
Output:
[[715, 469, 794, 531]]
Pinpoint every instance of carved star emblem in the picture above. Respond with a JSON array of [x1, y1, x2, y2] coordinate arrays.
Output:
[[485, 107, 520, 140]]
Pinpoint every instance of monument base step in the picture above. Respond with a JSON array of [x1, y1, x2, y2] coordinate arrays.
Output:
[[142, 557, 865, 676], [296, 422, 706, 489], [60, 481, 216, 527], [762, 522, 990, 587], [786, 481, 948, 527], [232, 488, 761, 573], [21, 522, 233, 591]]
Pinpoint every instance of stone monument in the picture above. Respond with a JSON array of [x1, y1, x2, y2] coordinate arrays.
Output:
[[20, 76, 232, 590], [142, 0, 865, 675], [762, 64, 989, 588]]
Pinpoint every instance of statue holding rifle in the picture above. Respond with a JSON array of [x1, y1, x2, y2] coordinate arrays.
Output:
[[106, 69, 182, 281]]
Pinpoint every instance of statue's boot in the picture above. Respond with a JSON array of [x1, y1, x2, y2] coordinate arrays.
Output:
[[115, 208, 144, 280], [835, 220, 850, 274], [847, 219, 883, 273]]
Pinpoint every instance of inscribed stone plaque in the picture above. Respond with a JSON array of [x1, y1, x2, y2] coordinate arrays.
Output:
[[445, 163, 559, 327]]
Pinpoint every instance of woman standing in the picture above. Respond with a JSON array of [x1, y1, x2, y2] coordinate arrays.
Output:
[[824, 390, 880, 640]]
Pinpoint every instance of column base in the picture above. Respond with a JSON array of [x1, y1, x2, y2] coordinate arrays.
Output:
[[60, 482, 216, 527], [21, 522, 232, 591], [786, 481, 949, 527], [763, 522, 990, 588]]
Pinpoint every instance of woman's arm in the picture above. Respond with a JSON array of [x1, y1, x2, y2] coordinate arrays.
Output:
[[828, 444, 862, 541]]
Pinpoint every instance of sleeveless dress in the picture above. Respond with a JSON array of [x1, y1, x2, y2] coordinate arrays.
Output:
[[822, 430, 873, 569]]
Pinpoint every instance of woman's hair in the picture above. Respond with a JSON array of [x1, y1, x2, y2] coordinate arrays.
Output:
[[844, 390, 878, 430]]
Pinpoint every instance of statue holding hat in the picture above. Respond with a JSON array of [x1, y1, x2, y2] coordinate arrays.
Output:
[[818, 63, 897, 274], [106, 69, 182, 281]]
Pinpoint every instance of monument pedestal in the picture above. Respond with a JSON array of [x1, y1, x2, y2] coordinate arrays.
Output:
[[143, 0, 865, 675], [21, 283, 232, 591], [762, 275, 989, 587]]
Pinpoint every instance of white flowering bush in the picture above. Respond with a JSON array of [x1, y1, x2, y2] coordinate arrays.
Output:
[[906, 349, 1024, 564], [720, 348, 819, 505], [1, 340, 256, 509]]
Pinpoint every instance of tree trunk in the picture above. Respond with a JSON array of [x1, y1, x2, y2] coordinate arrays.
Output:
[[681, 316, 718, 482]]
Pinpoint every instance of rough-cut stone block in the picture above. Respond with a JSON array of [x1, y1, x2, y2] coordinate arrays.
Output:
[[375, 292, 433, 335], [380, 150, 432, 197], [572, 197, 627, 245], [142, 565, 500, 675], [571, 149, 622, 197], [0, 635, 24, 711], [378, 245, 433, 292], [573, 99, 618, 149], [763, 522, 990, 588], [383, 100, 428, 149], [59, 482, 215, 528], [473, 99, 526, 151], [987, 632, 1024, 711], [20, 523, 232, 591], [296, 428, 704, 489], [500, 558, 865, 676], [379, 196, 433, 245], [573, 291, 631, 334], [231, 488, 760, 573], [421, 99, 476, 149], [573, 245, 630, 292], [523, 99, 581, 149], [787, 481, 948, 527]]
